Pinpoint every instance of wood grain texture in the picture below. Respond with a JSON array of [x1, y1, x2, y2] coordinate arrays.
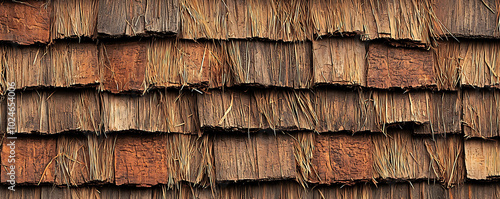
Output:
[[100, 41, 147, 93], [98, 0, 178, 36], [309, 133, 373, 184], [435, 40, 500, 89], [1, 42, 99, 92], [465, 139, 500, 180], [227, 40, 312, 89], [463, 89, 500, 138], [147, 39, 230, 89], [367, 43, 435, 89], [1, 136, 57, 184], [0, 0, 50, 45], [13, 90, 101, 134], [374, 90, 461, 134], [314, 89, 377, 133], [436, 0, 500, 38], [313, 38, 366, 86], [197, 89, 262, 131], [101, 90, 198, 134], [214, 132, 295, 182]]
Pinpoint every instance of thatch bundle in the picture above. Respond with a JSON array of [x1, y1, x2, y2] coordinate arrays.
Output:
[[147, 39, 230, 89], [434, 40, 500, 88], [372, 129, 465, 187], [180, 0, 310, 41], [51, 0, 98, 39], [310, 0, 444, 46], [197, 89, 316, 132]]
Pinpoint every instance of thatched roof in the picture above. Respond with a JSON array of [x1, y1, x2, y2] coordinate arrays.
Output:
[[1, 0, 500, 198]]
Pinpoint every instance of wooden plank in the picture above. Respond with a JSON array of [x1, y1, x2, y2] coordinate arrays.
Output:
[[197, 90, 262, 131], [315, 89, 378, 133], [114, 134, 169, 186], [100, 92, 139, 132], [2, 42, 99, 90], [435, 41, 500, 88], [16, 91, 49, 134], [227, 40, 312, 88], [413, 92, 461, 135], [464, 139, 500, 180], [145, 0, 179, 33], [51, 0, 98, 39], [313, 38, 366, 86], [310, 133, 373, 184], [0, 0, 50, 45], [214, 134, 240, 181], [463, 89, 500, 138], [367, 43, 435, 89], [373, 90, 429, 128], [436, 0, 499, 38], [102, 90, 198, 134], [98, 0, 176, 36], [100, 41, 147, 93], [1, 136, 57, 184], [2, 45, 51, 90], [214, 133, 295, 182]]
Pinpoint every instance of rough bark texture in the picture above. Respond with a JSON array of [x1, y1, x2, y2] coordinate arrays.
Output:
[[0, 1, 50, 45], [114, 134, 169, 186], [1, 136, 57, 184], [367, 43, 435, 89], [100, 41, 147, 93], [309, 133, 373, 184]]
